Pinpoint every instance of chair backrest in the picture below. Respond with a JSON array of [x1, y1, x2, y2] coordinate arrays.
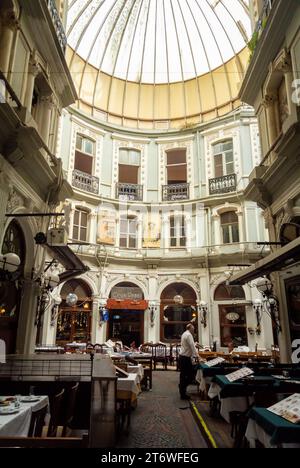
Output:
[[64, 382, 79, 429], [28, 405, 48, 437], [153, 344, 167, 359], [47, 388, 65, 437], [93, 343, 105, 354], [140, 343, 153, 354]]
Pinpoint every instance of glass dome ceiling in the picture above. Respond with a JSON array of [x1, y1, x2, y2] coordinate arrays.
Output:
[[66, 0, 252, 129]]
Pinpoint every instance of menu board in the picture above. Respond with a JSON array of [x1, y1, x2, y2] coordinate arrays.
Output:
[[267, 394, 300, 424], [205, 358, 226, 368], [225, 367, 254, 383]]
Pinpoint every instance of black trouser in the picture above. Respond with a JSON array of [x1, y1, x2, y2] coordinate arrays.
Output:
[[178, 355, 194, 397]]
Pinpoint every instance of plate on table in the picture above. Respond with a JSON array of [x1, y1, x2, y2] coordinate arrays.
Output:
[[0, 407, 20, 415], [20, 396, 41, 403]]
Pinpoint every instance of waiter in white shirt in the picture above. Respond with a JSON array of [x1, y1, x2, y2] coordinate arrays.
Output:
[[178, 323, 199, 400]]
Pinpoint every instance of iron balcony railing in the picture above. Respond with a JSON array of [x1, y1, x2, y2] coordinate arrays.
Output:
[[47, 0, 68, 53], [116, 183, 143, 201], [209, 174, 237, 195], [72, 169, 99, 195], [162, 183, 189, 201]]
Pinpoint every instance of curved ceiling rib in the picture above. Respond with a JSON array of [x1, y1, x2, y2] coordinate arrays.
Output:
[[66, 0, 251, 128]]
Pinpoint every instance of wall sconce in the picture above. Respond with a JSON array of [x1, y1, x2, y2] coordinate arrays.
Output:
[[256, 277, 281, 334], [0, 252, 21, 280], [149, 301, 157, 327], [252, 298, 263, 329], [198, 301, 208, 328]]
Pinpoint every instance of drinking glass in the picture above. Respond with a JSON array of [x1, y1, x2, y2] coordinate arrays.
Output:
[[29, 386, 35, 396]]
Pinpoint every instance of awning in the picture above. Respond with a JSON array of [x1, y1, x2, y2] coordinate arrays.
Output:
[[107, 299, 148, 310], [45, 244, 89, 283], [229, 237, 300, 285]]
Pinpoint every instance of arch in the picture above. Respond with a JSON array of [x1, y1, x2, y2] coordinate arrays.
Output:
[[157, 278, 199, 301], [57, 273, 98, 298], [60, 278, 93, 300], [214, 282, 245, 301], [109, 282, 144, 300], [160, 282, 197, 303], [105, 277, 148, 300], [213, 204, 240, 217]]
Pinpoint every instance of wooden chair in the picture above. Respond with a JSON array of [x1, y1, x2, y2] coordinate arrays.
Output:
[[62, 382, 79, 437], [0, 435, 89, 448], [94, 343, 105, 354], [152, 344, 168, 370], [28, 405, 48, 437], [47, 388, 65, 437]]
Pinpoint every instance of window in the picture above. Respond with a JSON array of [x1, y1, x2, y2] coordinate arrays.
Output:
[[166, 149, 187, 185], [219, 305, 248, 348], [214, 284, 245, 301], [213, 140, 234, 178], [160, 283, 197, 342], [75, 135, 95, 175], [170, 214, 186, 248], [119, 216, 138, 249], [119, 149, 141, 184], [73, 209, 88, 242], [220, 211, 239, 244]]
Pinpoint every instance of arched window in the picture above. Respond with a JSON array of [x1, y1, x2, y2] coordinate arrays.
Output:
[[75, 135, 95, 175], [56, 279, 92, 344], [0, 221, 25, 353], [214, 283, 247, 348], [220, 211, 239, 244], [213, 140, 234, 177], [214, 283, 245, 301], [161, 283, 197, 342]]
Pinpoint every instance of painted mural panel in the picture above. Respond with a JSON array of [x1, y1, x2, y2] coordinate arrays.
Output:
[[97, 210, 116, 245]]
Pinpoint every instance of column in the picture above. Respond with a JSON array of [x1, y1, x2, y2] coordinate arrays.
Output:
[[39, 95, 54, 145], [212, 214, 221, 248], [237, 210, 245, 248], [185, 214, 192, 252], [0, 9, 18, 77], [263, 94, 279, 146], [24, 60, 40, 112], [15, 279, 40, 354], [161, 214, 169, 251], [91, 296, 101, 344], [137, 215, 143, 251]]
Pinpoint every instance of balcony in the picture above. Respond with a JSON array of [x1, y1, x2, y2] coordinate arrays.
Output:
[[209, 174, 237, 195], [162, 183, 189, 201], [72, 170, 99, 195], [248, 0, 274, 59], [116, 183, 143, 201], [47, 0, 68, 53]]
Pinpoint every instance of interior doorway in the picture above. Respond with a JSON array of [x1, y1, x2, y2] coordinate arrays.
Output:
[[107, 282, 146, 347], [109, 309, 144, 347]]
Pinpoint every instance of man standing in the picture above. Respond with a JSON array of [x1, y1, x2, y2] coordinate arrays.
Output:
[[178, 323, 199, 400]]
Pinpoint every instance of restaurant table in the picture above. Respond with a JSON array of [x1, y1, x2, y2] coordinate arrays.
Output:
[[117, 373, 141, 400], [208, 375, 300, 423], [127, 364, 144, 383], [245, 407, 300, 448], [0, 396, 49, 437]]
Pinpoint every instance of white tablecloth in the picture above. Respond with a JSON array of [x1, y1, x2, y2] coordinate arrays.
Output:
[[0, 396, 49, 437], [207, 383, 250, 424], [117, 373, 140, 397], [127, 364, 144, 383], [196, 370, 212, 393], [245, 419, 300, 449]]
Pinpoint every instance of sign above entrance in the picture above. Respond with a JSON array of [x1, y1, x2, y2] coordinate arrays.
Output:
[[107, 299, 148, 310], [110, 287, 143, 301]]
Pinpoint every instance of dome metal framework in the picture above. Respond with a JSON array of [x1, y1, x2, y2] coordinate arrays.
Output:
[[66, 0, 252, 129]]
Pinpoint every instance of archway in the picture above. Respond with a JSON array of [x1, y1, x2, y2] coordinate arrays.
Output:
[[0, 220, 26, 354], [107, 282, 147, 347], [56, 279, 93, 345], [160, 283, 197, 342], [214, 283, 248, 348]]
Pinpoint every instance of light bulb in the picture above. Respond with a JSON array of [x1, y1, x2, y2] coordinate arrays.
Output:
[[2, 253, 21, 272]]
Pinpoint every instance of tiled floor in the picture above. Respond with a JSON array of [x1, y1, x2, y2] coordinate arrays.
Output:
[[116, 369, 207, 449]]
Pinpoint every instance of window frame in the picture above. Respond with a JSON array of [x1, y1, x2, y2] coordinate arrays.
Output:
[[166, 149, 187, 185], [119, 216, 138, 249], [169, 214, 186, 248], [220, 211, 240, 244], [72, 208, 89, 243], [74, 134, 96, 175], [213, 140, 234, 178]]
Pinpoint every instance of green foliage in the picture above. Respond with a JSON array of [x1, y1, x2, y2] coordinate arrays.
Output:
[[247, 16, 269, 61]]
